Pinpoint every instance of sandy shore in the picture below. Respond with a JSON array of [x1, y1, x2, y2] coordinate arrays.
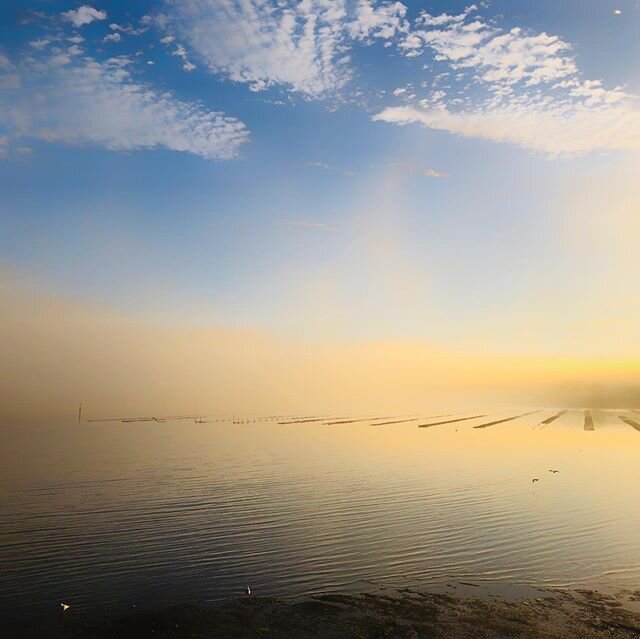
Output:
[[8, 587, 640, 638]]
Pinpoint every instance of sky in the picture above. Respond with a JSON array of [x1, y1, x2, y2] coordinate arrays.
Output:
[[1, 1, 639, 420]]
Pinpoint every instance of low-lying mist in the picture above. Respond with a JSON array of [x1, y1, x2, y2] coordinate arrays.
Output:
[[2, 277, 639, 424]]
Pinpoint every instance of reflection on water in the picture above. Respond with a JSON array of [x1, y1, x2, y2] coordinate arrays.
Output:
[[1, 409, 639, 619]]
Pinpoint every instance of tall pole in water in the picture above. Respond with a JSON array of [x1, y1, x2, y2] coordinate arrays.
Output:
[[78, 403, 82, 423]]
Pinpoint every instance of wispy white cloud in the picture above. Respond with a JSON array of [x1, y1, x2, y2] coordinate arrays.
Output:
[[1, 51, 249, 159], [399, 8, 576, 86], [7, 1, 640, 161], [29, 38, 51, 50], [164, 0, 407, 97], [423, 4, 478, 28], [424, 167, 449, 178], [374, 100, 640, 157], [377, 7, 640, 156], [49, 53, 72, 67], [347, 0, 408, 41], [383, 160, 449, 178], [172, 44, 196, 72], [108, 22, 147, 36], [61, 5, 107, 28]]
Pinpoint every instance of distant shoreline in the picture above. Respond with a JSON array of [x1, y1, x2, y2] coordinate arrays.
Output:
[[9, 586, 640, 638]]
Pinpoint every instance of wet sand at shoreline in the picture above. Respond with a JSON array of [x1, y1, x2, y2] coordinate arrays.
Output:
[[9, 587, 640, 639]]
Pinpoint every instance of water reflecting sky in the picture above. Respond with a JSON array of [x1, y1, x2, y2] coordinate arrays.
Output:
[[1, 409, 639, 620]]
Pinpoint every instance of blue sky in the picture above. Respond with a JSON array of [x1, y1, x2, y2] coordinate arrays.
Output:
[[1, 0, 639, 357]]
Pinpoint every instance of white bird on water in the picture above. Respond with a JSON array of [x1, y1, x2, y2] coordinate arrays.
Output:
[[61, 603, 70, 612], [245, 585, 251, 595]]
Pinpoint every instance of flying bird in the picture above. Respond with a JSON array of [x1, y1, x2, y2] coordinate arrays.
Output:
[[548, 469, 559, 474], [613, 9, 622, 15], [60, 603, 70, 612], [532, 478, 539, 483]]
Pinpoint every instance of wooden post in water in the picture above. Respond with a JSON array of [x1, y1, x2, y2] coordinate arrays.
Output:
[[78, 403, 82, 423]]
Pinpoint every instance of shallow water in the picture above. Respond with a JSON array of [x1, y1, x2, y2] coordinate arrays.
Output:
[[1, 409, 639, 620]]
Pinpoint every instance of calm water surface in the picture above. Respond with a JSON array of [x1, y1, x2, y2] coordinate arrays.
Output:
[[1, 409, 639, 620]]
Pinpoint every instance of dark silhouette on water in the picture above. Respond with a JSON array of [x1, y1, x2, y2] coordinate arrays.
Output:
[[584, 411, 595, 431], [539, 409, 567, 426], [473, 410, 541, 429], [373, 418, 419, 426], [88, 414, 202, 423], [419, 414, 486, 428], [279, 416, 335, 424], [324, 415, 414, 425], [619, 415, 640, 432]]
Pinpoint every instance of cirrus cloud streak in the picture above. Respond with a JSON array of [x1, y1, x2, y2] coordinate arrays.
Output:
[[374, 100, 640, 157]]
